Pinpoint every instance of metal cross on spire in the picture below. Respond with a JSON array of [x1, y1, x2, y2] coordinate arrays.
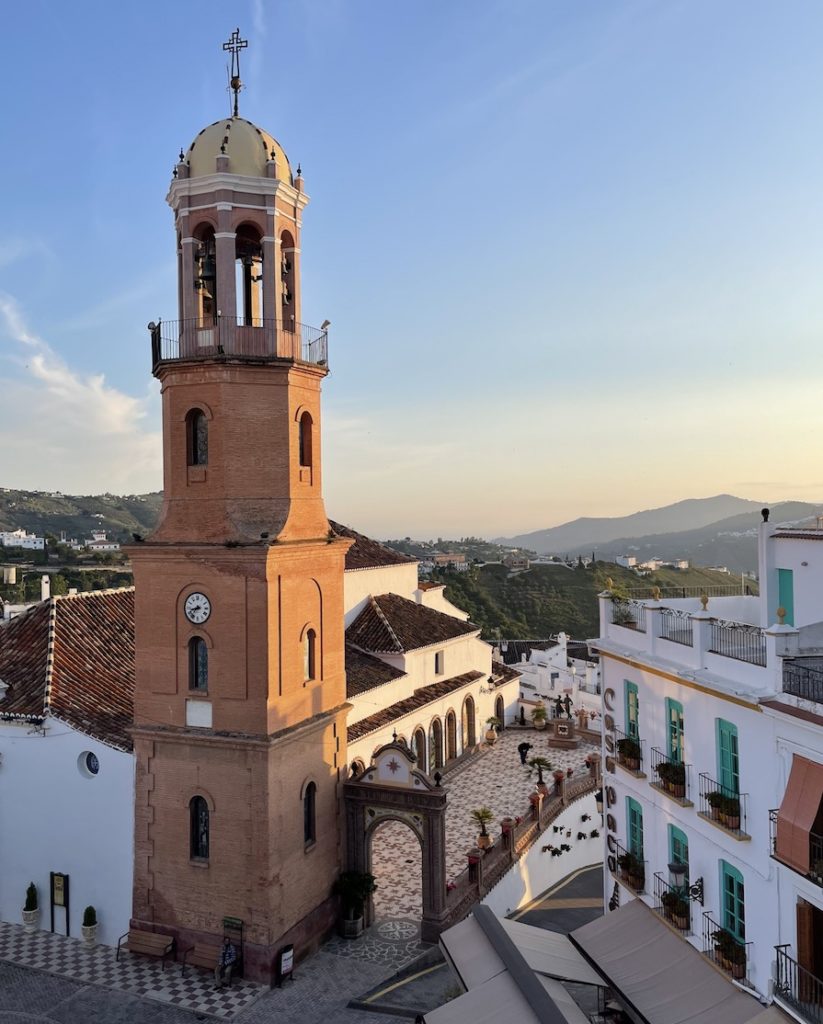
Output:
[[223, 28, 248, 117]]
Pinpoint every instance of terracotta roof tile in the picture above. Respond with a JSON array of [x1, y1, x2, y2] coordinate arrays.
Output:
[[346, 644, 406, 697], [0, 589, 134, 751], [347, 593, 479, 654], [490, 660, 520, 686], [347, 670, 483, 742], [329, 521, 416, 570]]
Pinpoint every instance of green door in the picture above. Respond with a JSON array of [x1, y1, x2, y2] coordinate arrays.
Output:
[[627, 797, 644, 858], [717, 719, 739, 796], [720, 860, 745, 941], [625, 681, 639, 740], [666, 698, 684, 763], [777, 568, 795, 626]]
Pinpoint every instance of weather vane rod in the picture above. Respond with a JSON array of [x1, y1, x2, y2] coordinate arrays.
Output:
[[223, 27, 248, 117]]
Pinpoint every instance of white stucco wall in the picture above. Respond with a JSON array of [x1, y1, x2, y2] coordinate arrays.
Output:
[[481, 793, 600, 917], [415, 587, 470, 621], [0, 719, 134, 946], [343, 563, 420, 624]]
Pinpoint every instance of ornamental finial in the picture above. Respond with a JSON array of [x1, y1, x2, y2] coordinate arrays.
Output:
[[222, 28, 248, 117]]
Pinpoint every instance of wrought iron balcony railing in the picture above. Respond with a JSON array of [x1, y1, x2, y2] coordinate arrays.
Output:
[[769, 809, 823, 886], [149, 316, 329, 370], [783, 659, 823, 704], [653, 872, 691, 932], [610, 599, 646, 632], [650, 748, 690, 802], [698, 773, 748, 837], [613, 839, 647, 894], [702, 912, 749, 983], [614, 725, 644, 774], [658, 607, 694, 646], [708, 619, 766, 666], [775, 945, 823, 1024]]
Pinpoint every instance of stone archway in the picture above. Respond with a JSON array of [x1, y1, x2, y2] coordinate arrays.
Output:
[[369, 817, 423, 919], [344, 741, 448, 943], [445, 711, 457, 761]]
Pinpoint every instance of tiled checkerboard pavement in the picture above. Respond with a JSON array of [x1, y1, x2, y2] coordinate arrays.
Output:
[[371, 726, 599, 919], [0, 921, 265, 1019]]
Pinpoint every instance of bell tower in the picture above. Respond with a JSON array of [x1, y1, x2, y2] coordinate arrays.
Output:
[[130, 32, 351, 981]]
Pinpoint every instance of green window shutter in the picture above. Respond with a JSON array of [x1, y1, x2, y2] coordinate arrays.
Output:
[[626, 796, 644, 858], [668, 825, 689, 887], [666, 698, 684, 763], [716, 719, 740, 796], [777, 568, 795, 626], [625, 681, 639, 740], [720, 860, 745, 941]]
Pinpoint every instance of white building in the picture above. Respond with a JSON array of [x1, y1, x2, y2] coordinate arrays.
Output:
[[497, 634, 601, 724], [595, 510, 823, 1020], [615, 555, 637, 569], [84, 530, 120, 552], [0, 530, 44, 551]]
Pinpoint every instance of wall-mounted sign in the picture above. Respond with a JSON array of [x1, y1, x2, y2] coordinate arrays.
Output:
[[50, 872, 70, 935], [602, 688, 620, 896], [275, 943, 294, 987]]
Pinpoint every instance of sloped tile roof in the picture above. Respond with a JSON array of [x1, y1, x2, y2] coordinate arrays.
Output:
[[346, 644, 406, 697], [0, 589, 134, 751], [347, 670, 483, 742], [347, 593, 479, 654], [490, 660, 521, 686], [329, 521, 416, 570]]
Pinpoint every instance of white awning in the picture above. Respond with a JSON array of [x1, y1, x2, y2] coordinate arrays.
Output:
[[424, 971, 590, 1024], [571, 900, 770, 1024]]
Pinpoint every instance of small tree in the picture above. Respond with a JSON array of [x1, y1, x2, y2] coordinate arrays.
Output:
[[82, 906, 97, 927], [332, 871, 377, 921], [485, 716, 501, 729], [528, 756, 553, 785], [531, 704, 547, 725], [24, 883, 37, 912], [470, 807, 495, 837]]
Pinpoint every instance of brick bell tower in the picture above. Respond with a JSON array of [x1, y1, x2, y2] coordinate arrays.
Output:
[[129, 31, 351, 981]]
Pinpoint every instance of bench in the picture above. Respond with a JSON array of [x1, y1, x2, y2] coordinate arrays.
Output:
[[180, 941, 224, 980], [116, 929, 174, 969]]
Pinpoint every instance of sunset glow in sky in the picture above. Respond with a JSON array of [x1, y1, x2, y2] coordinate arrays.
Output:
[[2, 1, 823, 537]]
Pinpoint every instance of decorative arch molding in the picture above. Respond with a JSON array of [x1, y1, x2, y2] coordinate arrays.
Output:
[[181, 629, 214, 649], [298, 775, 319, 802], [191, 218, 219, 238], [344, 740, 448, 944], [177, 401, 214, 422], [184, 787, 216, 812]]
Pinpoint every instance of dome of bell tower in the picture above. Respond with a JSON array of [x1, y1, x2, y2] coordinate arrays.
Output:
[[185, 116, 293, 182]]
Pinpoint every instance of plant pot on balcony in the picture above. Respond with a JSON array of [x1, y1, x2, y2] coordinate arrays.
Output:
[[616, 738, 641, 772], [706, 791, 724, 821], [730, 959, 746, 980], [674, 911, 689, 931]]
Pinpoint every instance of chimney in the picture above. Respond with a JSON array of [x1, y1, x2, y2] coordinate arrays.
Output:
[[40, 575, 50, 602]]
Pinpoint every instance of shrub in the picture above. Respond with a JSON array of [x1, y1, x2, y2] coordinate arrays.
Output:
[[82, 906, 97, 927], [470, 807, 495, 836], [24, 883, 37, 912]]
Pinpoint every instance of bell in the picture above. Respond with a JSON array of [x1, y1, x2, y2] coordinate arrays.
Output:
[[200, 254, 216, 279]]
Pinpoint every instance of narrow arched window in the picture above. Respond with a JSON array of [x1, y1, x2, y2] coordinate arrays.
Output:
[[186, 410, 208, 466], [188, 637, 208, 691], [303, 782, 316, 845], [413, 728, 426, 768], [303, 628, 317, 681], [299, 412, 313, 468], [190, 796, 209, 860]]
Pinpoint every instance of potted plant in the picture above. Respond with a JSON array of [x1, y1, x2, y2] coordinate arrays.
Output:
[[617, 851, 644, 892], [332, 871, 377, 939], [471, 807, 495, 849], [722, 795, 741, 831], [668, 761, 686, 798], [81, 905, 98, 947], [529, 757, 553, 794], [654, 760, 672, 789], [485, 716, 501, 745], [661, 890, 689, 930], [728, 939, 746, 979], [22, 882, 39, 933], [531, 704, 547, 731], [706, 790, 724, 821], [660, 888, 678, 921], [616, 737, 641, 771]]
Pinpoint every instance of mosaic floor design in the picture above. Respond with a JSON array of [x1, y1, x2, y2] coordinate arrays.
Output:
[[322, 917, 428, 969], [0, 921, 265, 1019], [371, 727, 599, 919]]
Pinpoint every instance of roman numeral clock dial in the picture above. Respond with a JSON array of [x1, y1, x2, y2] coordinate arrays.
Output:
[[184, 593, 211, 624]]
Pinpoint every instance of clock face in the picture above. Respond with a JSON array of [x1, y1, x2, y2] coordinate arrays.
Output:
[[184, 592, 211, 624]]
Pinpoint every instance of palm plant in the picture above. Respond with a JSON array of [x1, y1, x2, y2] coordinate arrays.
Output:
[[528, 756, 553, 785], [470, 807, 495, 837]]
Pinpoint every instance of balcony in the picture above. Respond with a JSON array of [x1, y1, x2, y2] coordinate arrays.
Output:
[[769, 809, 823, 886], [611, 599, 646, 632], [653, 872, 691, 933], [783, 659, 823, 704], [775, 945, 823, 1024], [659, 607, 694, 646], [649, 748, 692, 805], [614, 726, 645, 777], [708, 619, 766, 667], [613, 840, 647, 895], [702, 913, 749, 982], [149, 316, 329, 372], [697, 774, 749, 840]]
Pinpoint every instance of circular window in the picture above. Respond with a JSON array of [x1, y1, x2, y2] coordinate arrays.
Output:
[[78, 751, 100, 778]]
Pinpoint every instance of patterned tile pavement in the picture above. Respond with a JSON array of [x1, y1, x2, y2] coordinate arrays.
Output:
[[0, 922, 265, 1020], [323, 917, 427, 969], [371, 726, 599, 919]]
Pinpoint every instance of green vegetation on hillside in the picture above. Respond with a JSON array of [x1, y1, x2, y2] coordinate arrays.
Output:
[[0, 489, 161, 543]]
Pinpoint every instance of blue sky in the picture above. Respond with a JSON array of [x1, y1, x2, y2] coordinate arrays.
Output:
[[2, 1, 823, 538]]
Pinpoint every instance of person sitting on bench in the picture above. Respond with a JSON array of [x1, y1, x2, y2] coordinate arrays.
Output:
[[214, 937, 237, 990]]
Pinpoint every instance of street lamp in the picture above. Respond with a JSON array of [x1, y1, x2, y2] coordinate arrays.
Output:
[[668, 861, 704, 905]]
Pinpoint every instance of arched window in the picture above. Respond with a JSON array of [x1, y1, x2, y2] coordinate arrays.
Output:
[[281, 230, 296, 320], [299, 411, 313, 468], [303, 781, 316, 846], [303, 628, 317, 681], [462, 696, 476, 749], [446, 711, 457, 762], [413, 728, 426, 768], [188, 637, 208, 691], [190, 796, 209, 860], [186, 409, 208, 466], [235, 225, 263, 326], [429, 719, 443, 773]]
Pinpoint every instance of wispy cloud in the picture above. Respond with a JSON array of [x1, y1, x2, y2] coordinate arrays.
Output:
[[0, 293, 161, 493]]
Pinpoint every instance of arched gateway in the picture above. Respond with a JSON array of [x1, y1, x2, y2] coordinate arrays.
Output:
[[344, 741, 449, 943]]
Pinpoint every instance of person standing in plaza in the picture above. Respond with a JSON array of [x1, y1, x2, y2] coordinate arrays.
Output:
[[517, 740, 532, 765]]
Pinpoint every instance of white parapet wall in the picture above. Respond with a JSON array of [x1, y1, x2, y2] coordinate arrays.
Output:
[[480, 792, 601, 917]]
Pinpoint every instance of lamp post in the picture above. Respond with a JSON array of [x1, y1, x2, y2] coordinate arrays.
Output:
[[668, 861, 704, 905]]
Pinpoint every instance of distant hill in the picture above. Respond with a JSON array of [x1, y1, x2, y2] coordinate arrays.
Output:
[[0, 489, 162, 544], [497, 495, 763, 553]]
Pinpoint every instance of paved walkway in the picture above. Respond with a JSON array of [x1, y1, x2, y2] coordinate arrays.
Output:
[[372, 726, 599, 918]]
